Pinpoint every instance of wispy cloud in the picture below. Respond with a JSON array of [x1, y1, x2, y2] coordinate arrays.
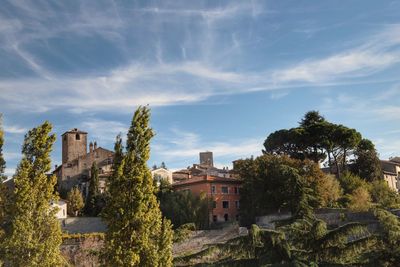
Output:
[[152, 129, 262, 167], [3, 124, 27, 134], [1, 21, 400, 113]]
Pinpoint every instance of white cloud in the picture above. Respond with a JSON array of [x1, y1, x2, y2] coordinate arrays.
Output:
[[80, 119, 128, 144], [4, 168, 16, 177], [1, 3, 400, 114], [3, 124, 27, 134], [153, 129, 262, 167]]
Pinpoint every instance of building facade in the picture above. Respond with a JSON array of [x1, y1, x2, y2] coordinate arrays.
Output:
[[151, 167, 173, 184], [381, 157, 400, 192], [53, 128, 114, 196], [172, 175, 242, 223]]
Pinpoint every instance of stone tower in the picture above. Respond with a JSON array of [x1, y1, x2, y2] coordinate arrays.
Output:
[[62, 128, 88, 164], [200, 151, 214, 167]]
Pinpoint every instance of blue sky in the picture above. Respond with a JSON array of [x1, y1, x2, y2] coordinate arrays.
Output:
[[1, 0, 400, 176]]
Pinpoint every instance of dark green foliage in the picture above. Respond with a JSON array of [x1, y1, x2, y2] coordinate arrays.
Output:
[[158, 179, 210, 229], [0, 117, 7, 262], [181, 180, 374, 266], [85, 162, 103, 216], [234, 155, 326, 226], [369, 180, 400, 209], [173, 223, 196, 243], [263, 111, 363, 177], [368, 208, 400, 266], [0, 115, 5, 182], [351, 139, 382, 182]]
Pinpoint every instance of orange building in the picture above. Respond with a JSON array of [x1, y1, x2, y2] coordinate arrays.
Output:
[[172, 175, 242, 223]]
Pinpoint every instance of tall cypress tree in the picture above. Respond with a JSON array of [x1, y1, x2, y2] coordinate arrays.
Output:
[[102, 106, 173, 267], [85, 161, 99, 215], [3, 122, 63, 266]]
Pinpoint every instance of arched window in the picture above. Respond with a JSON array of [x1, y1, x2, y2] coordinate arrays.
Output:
[[75, 133, 80, 140]]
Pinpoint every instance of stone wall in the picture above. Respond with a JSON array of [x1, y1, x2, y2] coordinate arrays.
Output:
[[256, 209, 381, 231], [61, 235, 103, 267]]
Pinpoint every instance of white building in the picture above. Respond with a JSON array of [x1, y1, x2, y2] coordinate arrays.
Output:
[[151, 167, 173, 184], [51, 200, 67, 219]]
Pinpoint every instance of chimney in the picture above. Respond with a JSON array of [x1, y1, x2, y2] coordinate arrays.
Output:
[[89, 142, 94, 153], [94, 141, 97, 150]]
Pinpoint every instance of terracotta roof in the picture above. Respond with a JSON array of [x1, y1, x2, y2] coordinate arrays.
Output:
[[172, 175, 242, 187], [390, 157, 400, 164]]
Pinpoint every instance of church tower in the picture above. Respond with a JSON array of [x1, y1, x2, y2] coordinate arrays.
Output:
[[62, 128, 88, 164]]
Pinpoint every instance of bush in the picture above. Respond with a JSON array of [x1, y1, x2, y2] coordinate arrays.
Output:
[[369, 180, 400, 209], [174, 223, 196, 243], [347, 187, 372, 212]]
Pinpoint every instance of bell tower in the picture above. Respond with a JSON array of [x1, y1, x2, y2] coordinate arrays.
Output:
[[62, 128, 88, 164]]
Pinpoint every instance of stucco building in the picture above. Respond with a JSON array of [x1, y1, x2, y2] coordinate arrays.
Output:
[[53, 128, 114, 197], [171, 152, 242, 223], [151, 167, 173, 184], [381, 157, 400, 192], [173, 174, 242, 223], [51, 199, 67, 219], [172, 151, 235, 183]]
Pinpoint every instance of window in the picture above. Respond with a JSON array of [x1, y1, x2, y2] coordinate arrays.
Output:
[[234, 187, 239, 194], [222, 201, 229, 209], [211, 185, 216, 194], [213, 215, 217, 222], [224, 214, 229, 222], [221, 186, 229, 194], [235, 200, 240, 209], [235, 214, 240, 221], [213, 201, 217, 209], [75, 133, 80, 140]]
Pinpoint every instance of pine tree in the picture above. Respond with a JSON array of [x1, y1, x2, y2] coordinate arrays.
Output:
[[102, 106, 173, 267], [2, 121, 64, 266], [67, 187, 84, 216]]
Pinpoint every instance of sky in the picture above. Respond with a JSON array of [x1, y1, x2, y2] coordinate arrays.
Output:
[[1, 0, 400, 176]]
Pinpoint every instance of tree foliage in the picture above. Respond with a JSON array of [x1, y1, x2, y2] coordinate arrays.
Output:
[[67, 187, 84, 216], [180, 175, 374, 266], [0, 116, 7, 261], [263, 111, 363, 177], [369, 180, 400, 209], [234, 154, 332, 226], [352, 139, 382, 182], [158, 179, 210, 229], [369, 208, 400, 266], [102, 106, 173, 267], [2, 121, 64, 266], [0, 115, 5, 182], [85, 162, 102, 216]]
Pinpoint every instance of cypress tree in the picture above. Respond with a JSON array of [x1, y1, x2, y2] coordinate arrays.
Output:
[[102, 106, 173, 267], [85, 162, 99, 215], [3, 122, 63, 266]]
